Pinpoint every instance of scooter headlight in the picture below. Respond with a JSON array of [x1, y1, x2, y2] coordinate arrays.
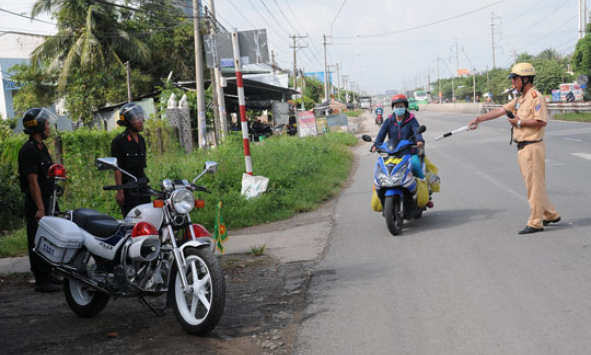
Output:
[[391, 162, 409, 184], [171, 189, 195, 214], [375, 165, 394, 187]]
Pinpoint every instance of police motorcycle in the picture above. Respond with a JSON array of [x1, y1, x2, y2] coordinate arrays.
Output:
[[33, 158, 225, 335], [362, 125, 429, 236]]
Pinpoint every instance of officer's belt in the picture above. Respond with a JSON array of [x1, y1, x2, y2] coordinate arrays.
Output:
[[514, 140, 542, 150]]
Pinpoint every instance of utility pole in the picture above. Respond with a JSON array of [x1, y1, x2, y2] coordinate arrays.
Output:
[[193, 0, 206, 149], [323, 34, 329, 102], [271, 50, 276, 75], [437, 57, 441, 103], [336, 63, 341, 100], [205, 5, 219, 146], [290, 34, 307, 90], [491, 13, 501, 69], [126, 61, 132, 103], [579, 0, 588, 39], [473, 67, 476, 104], [454, 38, 460, 73], [342, 74, 349, 102], [208, 0, 228, 141]]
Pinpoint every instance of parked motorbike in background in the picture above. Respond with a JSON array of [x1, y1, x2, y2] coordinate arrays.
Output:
[[34, 159, 225, 335], [362, 125, 431, 236]]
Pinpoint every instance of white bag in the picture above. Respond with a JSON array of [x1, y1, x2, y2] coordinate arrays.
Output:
[[241, 174, 269, 199]]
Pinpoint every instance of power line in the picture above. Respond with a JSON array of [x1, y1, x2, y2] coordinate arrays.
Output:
[[0, 7, 56, 25], [334, 0, 506, 39], [258, 0, 291, 36]]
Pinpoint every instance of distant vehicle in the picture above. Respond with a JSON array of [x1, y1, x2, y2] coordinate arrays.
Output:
[[359, 96, 372, 110], [408, 98, 419, 111], [414, 90, 429, 104], [383, 98, 391, 107]]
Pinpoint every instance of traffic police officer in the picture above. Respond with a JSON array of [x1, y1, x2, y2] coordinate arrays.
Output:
[[18, 107, 61, 292], [110, 103, 151, 217], [467, 63, 561, 234]]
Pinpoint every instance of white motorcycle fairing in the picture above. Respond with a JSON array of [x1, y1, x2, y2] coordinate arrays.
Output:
[[125, 203, 164, 229]]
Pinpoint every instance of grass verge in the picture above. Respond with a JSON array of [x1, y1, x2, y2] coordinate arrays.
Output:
[[552, 112, 591, 122]]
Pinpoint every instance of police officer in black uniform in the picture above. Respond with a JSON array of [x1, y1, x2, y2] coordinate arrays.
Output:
[[110, 103, 151, 217], [18, 108, 61, 293]]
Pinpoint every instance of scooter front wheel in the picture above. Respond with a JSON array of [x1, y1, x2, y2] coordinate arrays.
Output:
[[64, 254, 110, 317], [384, 195, 403, 235]]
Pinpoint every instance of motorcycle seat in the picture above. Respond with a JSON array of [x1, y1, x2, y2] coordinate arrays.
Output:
[[72, 208, 121, 238]]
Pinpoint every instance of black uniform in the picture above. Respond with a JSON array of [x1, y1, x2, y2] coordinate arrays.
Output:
[[18, 137, 55, 283], [110, 130, 150, 217]]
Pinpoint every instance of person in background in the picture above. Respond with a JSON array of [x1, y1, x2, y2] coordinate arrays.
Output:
[[110, 103, 151, 217], [18, 108, 61, 293]]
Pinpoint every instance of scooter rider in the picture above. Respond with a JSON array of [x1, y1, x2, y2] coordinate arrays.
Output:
[[371, 94, 425, 178], [467, 62, 561, 234], [110, 103, 151, 217], [18, 108, 61, 293]]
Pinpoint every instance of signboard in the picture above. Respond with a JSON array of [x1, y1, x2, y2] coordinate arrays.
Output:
[[326, 113, 348, 132], [559, 83, 583, 102], [304, 71, 333, 84], [315, 116, 328, 134], [551, 89, 561, 102], [204, 29, 269, 68], [272, 101, 290, 127], [297, 111, 317, 137], [457, 68, 470, 76]]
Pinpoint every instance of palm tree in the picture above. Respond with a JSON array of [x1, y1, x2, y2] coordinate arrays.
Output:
[[30, 0, 150, 92]]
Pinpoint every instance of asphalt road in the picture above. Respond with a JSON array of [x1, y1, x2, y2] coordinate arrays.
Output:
[[296, 108, 591, 355]]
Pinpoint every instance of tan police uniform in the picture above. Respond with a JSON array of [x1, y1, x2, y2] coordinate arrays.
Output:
[[503, 87, 560, 229]]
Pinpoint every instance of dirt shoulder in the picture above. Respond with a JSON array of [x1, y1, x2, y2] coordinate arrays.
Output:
[[0, 253, 313, 355]]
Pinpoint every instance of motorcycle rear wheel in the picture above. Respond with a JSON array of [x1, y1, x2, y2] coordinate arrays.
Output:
[[171, 247, 226, 335], [384, 195, 404, 235], [64, 256, 110, 317]]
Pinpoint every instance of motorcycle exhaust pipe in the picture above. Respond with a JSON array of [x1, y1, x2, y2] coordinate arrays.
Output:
[[53, 266, 112, 296], [128, 235, 161, 262]]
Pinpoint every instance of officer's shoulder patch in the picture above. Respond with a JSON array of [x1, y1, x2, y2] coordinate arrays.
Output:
[[535, 104, 541, 112], [532, 91, 538, 98]]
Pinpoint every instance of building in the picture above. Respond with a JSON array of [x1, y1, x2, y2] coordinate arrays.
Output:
[[0, 31, 47, 119]]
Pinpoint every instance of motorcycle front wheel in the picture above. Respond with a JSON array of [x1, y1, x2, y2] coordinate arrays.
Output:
[[64, 255, 110, 317], [384, 195, 404, 235], [171, 247, 226, 335]]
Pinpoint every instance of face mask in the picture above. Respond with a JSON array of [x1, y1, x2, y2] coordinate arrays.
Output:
[[393, 108, 406, 117]]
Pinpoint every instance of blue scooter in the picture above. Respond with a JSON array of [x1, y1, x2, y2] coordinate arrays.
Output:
[[362, 125, 428, 235]]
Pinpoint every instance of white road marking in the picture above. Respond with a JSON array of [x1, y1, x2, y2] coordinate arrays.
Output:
[[564, 137, 582, 142], [572, 153, 591, 160]]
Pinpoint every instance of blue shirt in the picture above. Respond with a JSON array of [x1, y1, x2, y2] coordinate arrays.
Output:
[[374, 112, 424, 155]]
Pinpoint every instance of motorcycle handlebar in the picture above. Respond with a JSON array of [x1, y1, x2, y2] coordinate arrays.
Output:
[[190, 184, 212, 193]]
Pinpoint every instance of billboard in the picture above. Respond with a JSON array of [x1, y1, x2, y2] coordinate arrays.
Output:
[[559, 83, 583, 102], [326, 113, 348, 132], [457, 68, 470, 76], [204, 29, 269, 68], [304, 71, 333, 84]]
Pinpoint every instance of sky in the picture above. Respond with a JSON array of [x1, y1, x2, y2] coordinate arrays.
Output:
[[1, 0, 587, 95]]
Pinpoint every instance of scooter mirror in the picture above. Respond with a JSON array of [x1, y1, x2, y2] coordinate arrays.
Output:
[[204, 161, 218, 174], [417, 125, 427, 134], [361, 135, 372, 142], [96, 157, 118, 171]]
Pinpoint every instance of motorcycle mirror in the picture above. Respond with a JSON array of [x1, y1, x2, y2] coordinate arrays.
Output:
[[417, 125, 427, 134], [96, 157, 118, 171], [361, 135, 373, 142], [204, 161, 218, 174]]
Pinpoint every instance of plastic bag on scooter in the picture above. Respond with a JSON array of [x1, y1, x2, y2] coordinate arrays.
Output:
[[424, 156, 440, 193], [371, 185, 382, 212], [416, 178, 429, 208]]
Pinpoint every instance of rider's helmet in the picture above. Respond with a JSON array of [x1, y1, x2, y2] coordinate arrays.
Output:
[[22, 108, 57, 136], [391, 94, 409, 109], [117, 103, 146, 128]]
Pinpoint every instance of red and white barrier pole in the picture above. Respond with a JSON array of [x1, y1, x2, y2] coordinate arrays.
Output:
[[232, 29, 253, 175]]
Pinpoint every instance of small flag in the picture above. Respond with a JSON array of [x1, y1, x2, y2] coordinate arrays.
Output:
[[213, 201, 228, 253]]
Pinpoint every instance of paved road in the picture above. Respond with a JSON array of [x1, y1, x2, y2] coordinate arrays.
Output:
[[296, 109, 591, 355]]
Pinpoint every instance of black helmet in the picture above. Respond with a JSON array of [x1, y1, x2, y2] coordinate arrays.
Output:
[[22, 108, 57, 135], [117, 103, 146, 127]]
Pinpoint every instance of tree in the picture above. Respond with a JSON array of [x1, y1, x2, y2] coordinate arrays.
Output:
[[572, 35, 591, 75], [31, 0, 150, 92], [9, 61, 58, 117]]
